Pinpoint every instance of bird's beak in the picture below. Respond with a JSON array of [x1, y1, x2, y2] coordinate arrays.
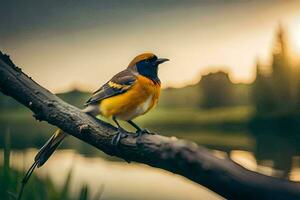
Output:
[[156, 58, 170, 65]]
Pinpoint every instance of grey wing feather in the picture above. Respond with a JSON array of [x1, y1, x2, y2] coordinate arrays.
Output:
[[85, 69, 136, 105]]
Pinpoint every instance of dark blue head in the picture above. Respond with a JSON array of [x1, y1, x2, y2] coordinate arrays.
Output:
[[128, 53, 169, 82]]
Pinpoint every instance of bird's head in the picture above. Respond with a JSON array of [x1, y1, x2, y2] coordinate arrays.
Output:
[[128, 52, 169, 82]]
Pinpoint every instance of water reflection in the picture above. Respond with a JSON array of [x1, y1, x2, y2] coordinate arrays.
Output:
[[1, 149, 223, 200], [2, 146, 300, 200], [2, 127, 300, 181], [251, 130, 300, 179], [2, 110, 300, 200]]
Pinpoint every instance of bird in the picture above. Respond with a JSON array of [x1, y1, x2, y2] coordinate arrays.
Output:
[[17, 52, 169, 200]]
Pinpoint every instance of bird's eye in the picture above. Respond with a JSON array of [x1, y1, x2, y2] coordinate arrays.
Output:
[[145, 59, 150, 63]]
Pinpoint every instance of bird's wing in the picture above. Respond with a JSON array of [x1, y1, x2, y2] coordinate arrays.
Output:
[[85, 69, 136, 105]]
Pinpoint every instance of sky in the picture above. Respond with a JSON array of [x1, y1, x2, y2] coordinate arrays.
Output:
[[1, 0, 300, 92]]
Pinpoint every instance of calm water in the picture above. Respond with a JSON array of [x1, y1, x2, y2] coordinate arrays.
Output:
[[1, 115, 300, 199], [1, 149, 223, 200], [2, 140, 300, 200]]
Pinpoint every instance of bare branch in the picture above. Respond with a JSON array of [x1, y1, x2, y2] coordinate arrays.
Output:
[[1, 51, 300, 200]]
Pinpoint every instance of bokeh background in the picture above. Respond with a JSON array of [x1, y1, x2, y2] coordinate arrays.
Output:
[[1, 1, 300, 199]]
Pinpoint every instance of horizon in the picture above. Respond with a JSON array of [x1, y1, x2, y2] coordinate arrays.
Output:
[[1, 1, 300, 93]]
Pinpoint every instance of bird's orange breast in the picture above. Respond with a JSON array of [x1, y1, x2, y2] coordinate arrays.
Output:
[[99, 75, 161, 120]]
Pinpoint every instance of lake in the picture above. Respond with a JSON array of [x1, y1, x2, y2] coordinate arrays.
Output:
[[1, 107, 300, 199]]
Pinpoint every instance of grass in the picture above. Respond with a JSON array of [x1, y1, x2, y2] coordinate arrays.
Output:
[[136, 106, 253, 131], [0, 129, 104, 200], [0, 105, 253, 126], [0, 105, 254, 156], [170, 130, 255, 150]]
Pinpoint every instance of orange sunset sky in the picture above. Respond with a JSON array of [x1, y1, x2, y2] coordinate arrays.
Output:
[[1, 0, 300, 92]]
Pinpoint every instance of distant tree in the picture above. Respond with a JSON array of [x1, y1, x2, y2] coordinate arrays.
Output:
[[199, 71, 233, 108], [252, 61, 276, 113], [253, 24, 296, 114], [270, 24, 293, 111]]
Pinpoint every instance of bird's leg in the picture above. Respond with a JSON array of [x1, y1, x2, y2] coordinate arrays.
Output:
[[127, 120, 154, 137], [111, 117, 128, 145]]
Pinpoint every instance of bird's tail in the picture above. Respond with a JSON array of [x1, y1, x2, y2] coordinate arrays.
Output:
[[34, 129, 67, 167], [17, 129, 67, 200]]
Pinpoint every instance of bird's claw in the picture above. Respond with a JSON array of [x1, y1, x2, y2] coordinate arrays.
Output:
[[134, 129, 155, 137], [111, 128, 128, 146]]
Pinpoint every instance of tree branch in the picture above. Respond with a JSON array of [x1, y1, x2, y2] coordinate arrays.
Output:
[[1, 51, 300, 200]]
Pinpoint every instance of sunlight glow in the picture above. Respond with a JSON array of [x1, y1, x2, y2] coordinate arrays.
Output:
[[288, 15, 300, 61]]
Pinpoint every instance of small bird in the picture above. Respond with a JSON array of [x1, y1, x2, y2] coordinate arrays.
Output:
[[17, 52, 169, 199]]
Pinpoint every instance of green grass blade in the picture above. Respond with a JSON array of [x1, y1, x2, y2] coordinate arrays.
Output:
[[78, 184, 88, 200], [59, 168, 73, 200]]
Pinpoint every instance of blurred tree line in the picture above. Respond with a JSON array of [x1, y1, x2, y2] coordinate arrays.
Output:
[[0, 89, 91, 110], [1, 25, 299, 118], [198, 71, 251, 108], [253, 25, 300, 114], [198, 25, 300, 116]]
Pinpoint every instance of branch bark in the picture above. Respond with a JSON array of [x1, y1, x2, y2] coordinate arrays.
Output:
[[1, 51, 300, 200]]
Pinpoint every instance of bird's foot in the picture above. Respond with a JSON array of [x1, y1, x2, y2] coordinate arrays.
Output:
[[134, 129, 155, 137], [111, 128, 128, 146]]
